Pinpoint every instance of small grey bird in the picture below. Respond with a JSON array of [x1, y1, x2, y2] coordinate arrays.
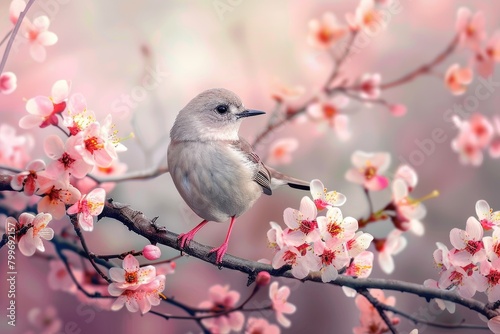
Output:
[[167, 88, 310, 263]]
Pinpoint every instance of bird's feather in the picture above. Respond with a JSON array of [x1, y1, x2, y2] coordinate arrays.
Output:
[[230, 138, 273, 195]]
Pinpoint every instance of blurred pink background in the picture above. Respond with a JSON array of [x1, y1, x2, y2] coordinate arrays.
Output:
[[1, 0, 500, 333]]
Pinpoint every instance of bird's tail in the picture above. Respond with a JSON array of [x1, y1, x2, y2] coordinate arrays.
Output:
[[268, 167, 310, 191]]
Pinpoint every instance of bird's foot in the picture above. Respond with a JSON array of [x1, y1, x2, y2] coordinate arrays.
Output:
[[177, 220, 209, 250], [209, 243, 228, 264], [177, 232, 194, 249]]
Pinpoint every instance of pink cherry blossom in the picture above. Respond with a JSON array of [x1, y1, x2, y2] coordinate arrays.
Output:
[[444, 63, 473, 95], [483, 227, 500, 262], [469, 113, 494, 148], [474, 50, 496, 78], [345, 151, 391, 191], [489, 315, 500, 334], [433, 242, 451, 272], [198, 284, 245, 334], [353, 289, 398, 334], [449, 217, 487, 266], [313, 240, 350, 282], [486, 30, 500, 62], [307, 95, 351, 140], [456, 7, 486, 52], [391, 179, 428, 235], [142, 245, 161, 260], [267, 138, 298, 166], [108, 254, 156, 291], [44, 134, 94, 179], [346, 231, 374, 258], [282, 196, 321, 246], [310, 179, 346, 210], [0, 72, 17, 94], [317, 207, 358, 248], [476, 200, 500, 230], [479, 259, 500, 302], [438, 264, 486, 298], [389, 104, 407, 117], [346, 251, 374, 278], [19, 80, 70, 129], [269, 282, 296, 328], [452, 121, 484, 166], [27, 306, 62, 334], [394, 164, 418, 191], [272, 244, 321, 279], [346, 0, 382, 31], [245, 317, 280, 334], [66, 187, 105, 231], [375, 229, 407, 274], [8, 212, 54, 256], [0, 124, 34, 168], [23, 15, 58, 62], [110, 274, 166, 314], [75, 115, 127, 168], [10, 159, 51, 196], [267, 221, 285, 250], [307, 12, 347, 49], [358, 73, 382, 100], [489, 117, 500, 159], [9, 0, 25, 24], [36, 179, 81, 219]]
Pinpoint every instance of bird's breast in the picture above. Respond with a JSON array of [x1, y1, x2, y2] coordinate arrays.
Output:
[[167, 140, 262, 222]]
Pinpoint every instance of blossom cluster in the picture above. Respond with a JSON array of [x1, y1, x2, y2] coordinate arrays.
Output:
[[108, 254, 166, 314], [345, 151, 434, 274], [5, 79, 128, 256], [268, 179, 374, 282], [452, 113, 500, 166], [198, 278, 294, 334], [426, 199, 500, 331], [1, 0, 60, 96]]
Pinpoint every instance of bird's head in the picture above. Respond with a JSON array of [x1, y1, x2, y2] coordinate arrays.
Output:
[[170, 88, 265, 141]]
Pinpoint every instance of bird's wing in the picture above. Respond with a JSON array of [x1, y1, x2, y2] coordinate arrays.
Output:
[[232, 138, 273, 195]]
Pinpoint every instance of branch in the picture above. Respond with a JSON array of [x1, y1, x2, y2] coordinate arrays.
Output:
[[0, 0, 37, 74], [0, 175, 497, 322], [95, 198, 498, 320], [380, 33, 460, 90], [383, 303, 490, 331], [358, 288, 397, 334]]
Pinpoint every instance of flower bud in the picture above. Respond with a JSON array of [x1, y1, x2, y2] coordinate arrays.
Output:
[[255, 271, 271, 287], [142, 245, 161, 260]]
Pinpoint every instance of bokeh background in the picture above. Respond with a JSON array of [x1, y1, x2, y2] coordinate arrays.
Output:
[[1, 0, 500, 333]]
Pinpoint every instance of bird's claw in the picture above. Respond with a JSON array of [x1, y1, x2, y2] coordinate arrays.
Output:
[[177, 233, 193, 249], [209, 243, 228, 264]]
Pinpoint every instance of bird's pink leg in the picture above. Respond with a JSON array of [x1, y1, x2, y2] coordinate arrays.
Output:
[[209, 216, 236, 264], [177, 220, 209, 249]]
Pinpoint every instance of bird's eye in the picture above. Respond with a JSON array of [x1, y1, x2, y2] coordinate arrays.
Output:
[[215, 105, 228, 114]]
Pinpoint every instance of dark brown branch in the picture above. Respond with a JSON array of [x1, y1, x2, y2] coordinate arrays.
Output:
[[96, 198, 499, 320]]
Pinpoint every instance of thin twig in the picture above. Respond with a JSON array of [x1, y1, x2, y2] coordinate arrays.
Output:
[[0, 0, 36, 74], [358, 289, 397, 334], [69, 215, 112, 283], [380, 33, 460, 90], [0, 30, 13, 48]]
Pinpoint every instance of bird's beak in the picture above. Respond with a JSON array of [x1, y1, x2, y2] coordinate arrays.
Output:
[[236, 109, 266, 119]]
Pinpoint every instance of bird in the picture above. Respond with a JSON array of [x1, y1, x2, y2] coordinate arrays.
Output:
[[167, 88, 310, 263]]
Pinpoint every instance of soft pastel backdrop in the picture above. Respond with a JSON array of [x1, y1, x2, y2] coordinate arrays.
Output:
[[1, 0, 500, 333]]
